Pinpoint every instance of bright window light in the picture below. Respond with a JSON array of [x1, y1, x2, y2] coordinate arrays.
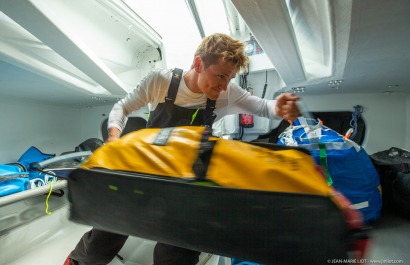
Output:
[[123, 0, 200, 69], [123, 0, 230, 69], [194, 0, 230, 36]]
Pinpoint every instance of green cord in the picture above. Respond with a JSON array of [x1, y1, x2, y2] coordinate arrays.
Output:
[[319, 143, 333, 186], [190, 108, 200, 125]]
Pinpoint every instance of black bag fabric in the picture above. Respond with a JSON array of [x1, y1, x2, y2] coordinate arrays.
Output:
[[67, 127, 370, 264], [392, 172, 410, 218], [75, 138, 104, 152], [371, 147, 410, 216], [69, 168, 350, 265]]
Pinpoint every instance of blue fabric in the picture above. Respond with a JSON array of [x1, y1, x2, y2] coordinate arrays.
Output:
[[0, 178, 29, 197], [278, 118, 382, 223], [1, 146, 55, 196], [310, 147, 382, 222], [17, 146, 55, 181], [277, 118, 344, 145], [0, 164, 29, 197], [0, 164, 25, 175]]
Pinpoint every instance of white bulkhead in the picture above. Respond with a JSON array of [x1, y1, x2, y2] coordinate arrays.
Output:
[[0, 0, 409, 265]]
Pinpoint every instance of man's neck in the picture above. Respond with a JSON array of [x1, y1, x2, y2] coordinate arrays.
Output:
[[184, 69, 202, 94]]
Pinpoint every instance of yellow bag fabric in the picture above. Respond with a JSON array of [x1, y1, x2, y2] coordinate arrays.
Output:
[[82, 126, 332, 196]]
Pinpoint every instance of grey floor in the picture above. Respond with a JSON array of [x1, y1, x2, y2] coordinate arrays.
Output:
[[366, 208, 410, 263]]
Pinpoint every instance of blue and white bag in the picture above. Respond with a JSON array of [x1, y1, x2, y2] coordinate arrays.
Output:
[[278, 118, 382, 222], [17, 146, 56, 188], [0, 164, 29, 197]]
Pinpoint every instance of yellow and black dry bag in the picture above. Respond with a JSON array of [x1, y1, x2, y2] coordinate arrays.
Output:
[[68, 126, 363, 265]]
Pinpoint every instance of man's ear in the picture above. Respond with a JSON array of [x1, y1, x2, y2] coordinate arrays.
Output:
[[194, 56, 203, 73]]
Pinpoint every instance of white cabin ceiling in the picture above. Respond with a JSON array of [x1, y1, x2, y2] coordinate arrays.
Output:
[[0, 0, 162, 107], [0, 0, 409, 108], [231, 0, 410, 95]]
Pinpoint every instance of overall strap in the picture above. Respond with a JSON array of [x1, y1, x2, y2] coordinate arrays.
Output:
[[165, 68, 184, 102], [203, 98, 217, 127], [165, 68, 216, 127]]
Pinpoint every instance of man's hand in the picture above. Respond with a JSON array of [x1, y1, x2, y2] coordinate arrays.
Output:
[[275, 93, 300, 122], [106, 127, 121, 143]]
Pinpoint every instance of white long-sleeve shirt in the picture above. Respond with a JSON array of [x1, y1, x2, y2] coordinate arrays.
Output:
[[108, 68, 280, 133]]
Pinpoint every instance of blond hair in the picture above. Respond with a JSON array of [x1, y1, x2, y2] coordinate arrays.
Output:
[[193, 33, 249, 72]]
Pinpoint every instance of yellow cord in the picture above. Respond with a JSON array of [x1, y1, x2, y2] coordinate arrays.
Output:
[[45, 182, 53, 215]]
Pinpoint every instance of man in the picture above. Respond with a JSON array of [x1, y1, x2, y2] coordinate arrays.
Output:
[[65, 33, 300, 265]]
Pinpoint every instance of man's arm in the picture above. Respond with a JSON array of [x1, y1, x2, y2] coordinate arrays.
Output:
[[220, 84, 300, 121], [106, 127, 121, 143]]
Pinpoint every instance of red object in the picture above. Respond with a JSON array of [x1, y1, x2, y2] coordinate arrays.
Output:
[[63, 255, 72, 265], [331, 190, 371, 260], [315, 164, 371, 260], [240, 113, 254, 128]]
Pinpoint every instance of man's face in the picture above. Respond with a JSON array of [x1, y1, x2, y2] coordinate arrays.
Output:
[[196, 57, 237, 100]]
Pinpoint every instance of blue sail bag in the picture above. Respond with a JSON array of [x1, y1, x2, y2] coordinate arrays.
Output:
[[278, 118, 382, 222]]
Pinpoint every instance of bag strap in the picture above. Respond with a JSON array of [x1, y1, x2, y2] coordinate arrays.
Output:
[[151, 127, 215, 181], [192, 127, 215, 180], [319, 143, 333, 185]]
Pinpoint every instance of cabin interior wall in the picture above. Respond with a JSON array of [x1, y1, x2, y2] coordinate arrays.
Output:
[[302, 93, 407, 154], [0, 96, 85, 163], [0, 95, 150, 164], [1, 91, 407, 164], [80, 104, 149, 141], [246, 70, 278, 99], [79, 105, 113, 141]]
